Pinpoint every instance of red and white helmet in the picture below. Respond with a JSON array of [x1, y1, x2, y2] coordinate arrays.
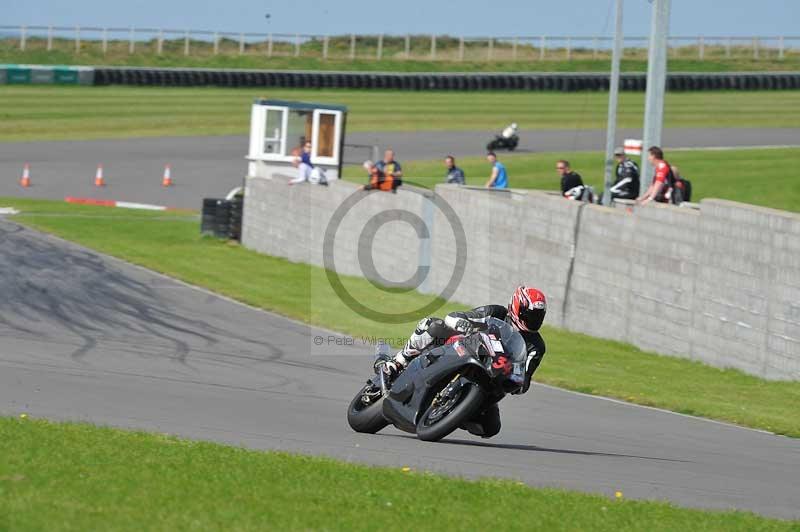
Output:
[[508, 286, 546, 332]]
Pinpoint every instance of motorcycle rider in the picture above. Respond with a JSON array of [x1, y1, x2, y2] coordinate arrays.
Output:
[[376, 286, 547, 437], [609, 147, 640, 200], [501, 122, 518, 139]]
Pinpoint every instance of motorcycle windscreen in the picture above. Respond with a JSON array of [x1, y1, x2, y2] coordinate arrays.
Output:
[[483, 317, 527, 386]]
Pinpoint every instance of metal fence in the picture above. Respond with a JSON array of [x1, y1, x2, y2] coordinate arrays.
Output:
[[2, 25, 799, 62]]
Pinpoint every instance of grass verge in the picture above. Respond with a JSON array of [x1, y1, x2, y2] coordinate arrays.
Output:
[[343, 147, 800, 213], [3, 39, 800, 73], [2, 417, 795, 531], [2, 86, 800, 141], [3, 196, 799, 437]]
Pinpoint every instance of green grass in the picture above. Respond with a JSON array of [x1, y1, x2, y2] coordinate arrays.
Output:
[[4, 36, 800, 72], [3, 418, 795, 531], [343, 148, 800, 213], [2, 85, 800, 141], [4, 197, 799, 437]]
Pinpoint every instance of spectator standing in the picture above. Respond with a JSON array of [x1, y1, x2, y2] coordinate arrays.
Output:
[[608, 147, 640, 200], [557, 160, 584, 197], [638, 146, 673, 205], [485, 152, 508, 189], [444, 155, 465, 185], [376, 149, 403, 185], [361, 160, 399, 192]]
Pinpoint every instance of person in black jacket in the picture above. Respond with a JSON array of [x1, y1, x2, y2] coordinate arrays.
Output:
[[557, 160, 585, 198], [375, 286, 547, 437], [608, 147, 640, 200]]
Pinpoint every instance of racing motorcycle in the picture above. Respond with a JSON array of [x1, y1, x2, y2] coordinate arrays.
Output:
[[346, 317, 526, 442], [486, 124, 519, 151]]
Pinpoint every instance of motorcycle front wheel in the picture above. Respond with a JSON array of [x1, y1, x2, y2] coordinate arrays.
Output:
[[347, 383, 389, 434], [416, 378, 485, 442]]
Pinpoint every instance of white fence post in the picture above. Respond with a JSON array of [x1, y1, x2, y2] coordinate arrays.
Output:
[[349, 33, 356, 60], [102, 28, 108, 54], [213, 32, 219, 55], [458, 36, 464, 61], [47, 25, 53, 51], [184, 30, 190, 56], [75, 25, 80, 53], [779, 36, 785, 59], [404, 34, 410, 59], [539, 35, 546, 60], [377, 34, 383, 60], [566, 36, 571, 60], [240, 33, 245, 55], [322, 35, 329, 60], [753, 37, 759, 59], [487, 37, 493, 60], [294, 33, 300, 57], [430, 35, 436, 60], [157, 29, 164, 55], [267, 33, 273, 57], [129, 27, 135, 54], [20, 25, 26, 51], [512, 37, 518, 60]]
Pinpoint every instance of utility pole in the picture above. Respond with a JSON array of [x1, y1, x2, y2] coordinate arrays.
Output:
[[640, 0, 671, 188], [602, 0, 624, 206]]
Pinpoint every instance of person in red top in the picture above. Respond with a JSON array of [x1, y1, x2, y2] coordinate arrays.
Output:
[[638, 146, 673, 205]]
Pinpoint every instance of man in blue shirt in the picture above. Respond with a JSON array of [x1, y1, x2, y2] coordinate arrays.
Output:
[[485, 152, 508, 189]]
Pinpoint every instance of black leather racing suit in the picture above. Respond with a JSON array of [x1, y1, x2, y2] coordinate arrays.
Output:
[[393, 305, 547, 437], [610, 158, 641, 200]]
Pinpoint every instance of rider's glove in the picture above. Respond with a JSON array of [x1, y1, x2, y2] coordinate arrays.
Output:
[[453, 318, 479, 335], [374, 359, 401, 379]]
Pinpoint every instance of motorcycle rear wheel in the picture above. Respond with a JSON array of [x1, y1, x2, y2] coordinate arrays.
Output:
[[416, 379, 485, 442], [347, 384, 389, 434]]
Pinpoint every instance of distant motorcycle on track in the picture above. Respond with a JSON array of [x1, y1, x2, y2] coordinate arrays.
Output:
[[486, 123, 520, 152], [346, 317, 526, 442]]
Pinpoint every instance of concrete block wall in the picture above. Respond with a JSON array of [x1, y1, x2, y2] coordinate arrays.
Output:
[[242, 175, 799, 380], [691, 200, 800, 380]]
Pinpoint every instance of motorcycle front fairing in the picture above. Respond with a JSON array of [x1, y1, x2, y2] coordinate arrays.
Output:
[[381, 344, 488, 434]]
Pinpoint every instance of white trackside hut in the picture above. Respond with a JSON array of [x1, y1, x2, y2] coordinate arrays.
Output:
[[246, 99, 347, 181]]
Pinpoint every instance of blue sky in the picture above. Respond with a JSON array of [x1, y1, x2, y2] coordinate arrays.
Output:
[[8, 1, 800, 37]]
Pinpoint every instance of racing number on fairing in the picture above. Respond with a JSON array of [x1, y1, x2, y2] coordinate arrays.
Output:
[[492, 355, 512, 375]]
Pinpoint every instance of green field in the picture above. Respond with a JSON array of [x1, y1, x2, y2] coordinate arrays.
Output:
[[2, 86, 799, 141], [4, 197, 799, 437], [343, 148, 800, 213], [3, 35, 800, 73], [2, 417, 794, 531]]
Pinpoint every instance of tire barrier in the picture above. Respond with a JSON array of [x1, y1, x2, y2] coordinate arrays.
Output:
[[35, 66, 797, 92], [201, 198, 242, 240]]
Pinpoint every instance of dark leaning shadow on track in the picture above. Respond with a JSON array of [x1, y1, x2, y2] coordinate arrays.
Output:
[[387, 434, 692, 463], [0, 220, 354, 376]]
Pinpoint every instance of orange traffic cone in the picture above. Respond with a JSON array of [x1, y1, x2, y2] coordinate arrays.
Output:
[[161, 164, 172, 187], [20, 163, 31, 188], [94, 164, 105, 187]]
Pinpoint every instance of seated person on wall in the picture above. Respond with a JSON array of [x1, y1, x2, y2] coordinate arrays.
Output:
[[289, 141, 327, 186], [608, 147, 640, 200], [444, 155, 465, 185], [557, 159, 590, 201], [375, 149, 403, 187], [361, 160, 400, 192], [637, 146, 672, 205]]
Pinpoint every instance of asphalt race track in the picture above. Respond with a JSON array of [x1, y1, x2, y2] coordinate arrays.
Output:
[[1, 219, 798, 519], [1, 128, 798, 209]]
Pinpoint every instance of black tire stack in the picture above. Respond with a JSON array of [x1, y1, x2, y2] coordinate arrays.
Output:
[[201, 198, 237, 240], [229, 196, 244, 242]]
